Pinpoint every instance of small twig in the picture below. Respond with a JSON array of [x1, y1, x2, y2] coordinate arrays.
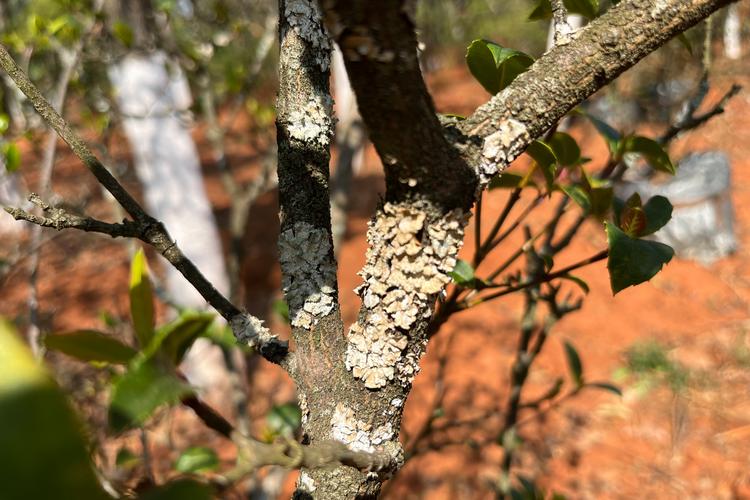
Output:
[[550, 0, 573, 46], [0, 44, 288, 366]]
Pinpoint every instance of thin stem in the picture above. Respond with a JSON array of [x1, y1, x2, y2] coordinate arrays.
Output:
[[466, 249, 608, 306]]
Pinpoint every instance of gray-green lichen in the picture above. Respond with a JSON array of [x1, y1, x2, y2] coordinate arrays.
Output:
[[278, 222, 337, 330], [330, 403, 394, 453], [285, 93, 334, 147], [480, 118, 529, 185], [284, 0, 332, 71], [345, 202, 469, 389]]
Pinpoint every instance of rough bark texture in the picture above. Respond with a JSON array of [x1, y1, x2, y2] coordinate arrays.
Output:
[[273, 0, 736, 498]]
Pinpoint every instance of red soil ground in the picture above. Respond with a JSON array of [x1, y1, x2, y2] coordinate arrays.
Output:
[[1, 54, 749, 499]]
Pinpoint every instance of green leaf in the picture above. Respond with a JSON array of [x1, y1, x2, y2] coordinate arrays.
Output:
[[528, 0, 552, 20], [266, 402, 302, 438], [0, 113, 9, 134], [564, 0, 599, 20], [137, 479, 213, 500], [560, 185, 591, 213], [548, 132, 581, 166], [3, 142, 21, 173], [108, 360, 192, 433], [174, 447, 219, 473], [273, 299, 290, 324], [449, 259, 475, 286], [620, 206, 646, 237], [622, 136, 675, 174], [586, 381, 623, 396], [676, 33, 693, 55], [151, 312, 215, 365], [112, 21, 134, 48], [560, 274, 590, 294], [563, 340, 584, 388], [489, 173, 529, 190], [466, 39, 534, 95], [129, 249, 155, 348], [583, 113, 622, 155], [526, 140, 557, 190], [642, 196, 673, 236], [0, 318, 110, 500], [589, 186, 614, 218], [44, 330, 137, 365], [115, 447, 140, 469], [605, 222, 674, 295]]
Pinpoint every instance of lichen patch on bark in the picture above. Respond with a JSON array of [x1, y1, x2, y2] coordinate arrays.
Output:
[[345, 202, 469, 389], [278, 222, 337, 330], [480, 118, 529, 185], [330, 403, 395, 453], [283, 0, 332, 71]]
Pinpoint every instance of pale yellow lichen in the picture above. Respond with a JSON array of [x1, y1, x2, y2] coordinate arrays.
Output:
[[480, 118, 529, 185]]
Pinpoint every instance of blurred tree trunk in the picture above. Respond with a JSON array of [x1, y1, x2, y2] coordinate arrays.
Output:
[[723, 4, 741, 59], [105, 0, 231, 397]]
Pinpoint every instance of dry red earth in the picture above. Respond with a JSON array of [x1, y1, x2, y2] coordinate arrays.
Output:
[[1, 52, 749, 499]]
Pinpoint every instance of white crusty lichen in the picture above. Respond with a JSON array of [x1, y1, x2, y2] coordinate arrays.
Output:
[[278, 222, 337, 330], [286, 93, 334, 147], [331, 403, 394, 453], [230, 312, 283, 350], [345, 202, 469, 389], [284, 0, 332, 71], [298, 471, 316, 493], [480, 118, 529, 185]]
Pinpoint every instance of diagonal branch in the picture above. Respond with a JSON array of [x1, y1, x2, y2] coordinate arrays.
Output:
[[0, 44, 288, 366], [458, 0, 737, 179]]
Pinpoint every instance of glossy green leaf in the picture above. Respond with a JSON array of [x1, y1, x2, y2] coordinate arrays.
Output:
[[564, 0, 599, 19], [151, 312, 215, 365], [606, 222, 674, 295], [266, 402, 302, 438], [583, 113, 622, 155], [587, 381, 623, 396], [489, 173, 528, 190], [563, 340, 584, 388], [560, 185, 591, 213], [174, 447, 219, 473], [466, 39, 534, 95], [109, 360, 192, 433], [449, 259, 475, 285], [548, 132, 581, 166], [3, 142, 21, 173], [44, 330, 137, 365], [0, 319, 110, 500], [589, 186, 614, 218], [526, 140, 557, 189], [642, 195, 673, 236], [137, 479, 213, 500], [622, 136, 675, 174], [129, 249, 155, 348]]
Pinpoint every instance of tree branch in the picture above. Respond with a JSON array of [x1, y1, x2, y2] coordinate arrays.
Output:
[[459, 0, 737, 179], [0, 43, 288, 366]]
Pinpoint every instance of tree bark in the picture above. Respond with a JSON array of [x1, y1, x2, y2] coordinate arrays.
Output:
[[282, 0, 737, 498]]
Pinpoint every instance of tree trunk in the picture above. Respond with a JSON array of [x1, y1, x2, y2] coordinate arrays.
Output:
[[107, 51, 231, 394], [723, 3, 742, 59]]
